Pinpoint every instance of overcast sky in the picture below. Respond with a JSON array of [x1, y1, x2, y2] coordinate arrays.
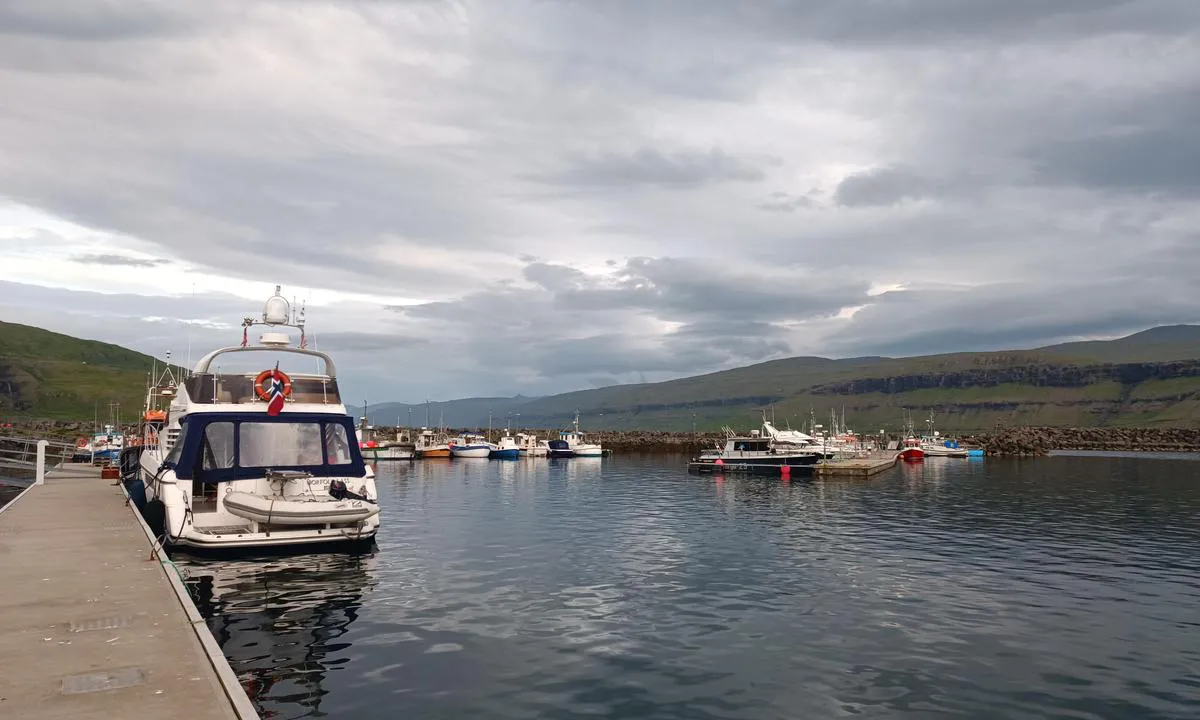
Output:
[[1, 0, 1198, 402]]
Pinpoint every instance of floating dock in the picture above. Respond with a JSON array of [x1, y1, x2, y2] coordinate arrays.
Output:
[[813, 453, 898, 478], [0, 463, 256, 719]]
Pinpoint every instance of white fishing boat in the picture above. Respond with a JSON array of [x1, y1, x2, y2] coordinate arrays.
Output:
[[137, 286, 380, 551], [548, 412, 603, 457], [920, 413, 968, 458], [515, 433, 549, 457], [450, 433, 495, 458]]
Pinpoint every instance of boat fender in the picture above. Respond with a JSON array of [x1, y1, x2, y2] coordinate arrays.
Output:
[[329, 479, 376, 504]]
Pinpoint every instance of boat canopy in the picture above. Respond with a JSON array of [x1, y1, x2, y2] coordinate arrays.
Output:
[[163, 412, 365, 483]]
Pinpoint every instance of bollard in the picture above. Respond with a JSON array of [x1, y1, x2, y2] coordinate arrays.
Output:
[[35, 439, 48, 485]]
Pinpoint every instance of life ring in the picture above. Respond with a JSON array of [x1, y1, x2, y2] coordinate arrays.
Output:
[[254, 368, 293, 401]]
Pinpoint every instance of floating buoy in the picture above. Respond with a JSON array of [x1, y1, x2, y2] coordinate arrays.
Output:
[[780, 465, 791, 477], [714, 458, 724, 466]]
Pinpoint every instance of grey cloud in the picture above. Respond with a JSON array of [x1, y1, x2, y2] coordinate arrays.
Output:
[[824, 279, 1200, 358], [758, 191, 814, 213], [557, 257, 868, 323], [2, 0, 1200, 403], [71, 253, 167, 268], [834, 166, 936, 207], [522, 262, 586, 292], [643, 0, 1200, 47], [0, 0, 196, 41], [545, 148, 769, 189]]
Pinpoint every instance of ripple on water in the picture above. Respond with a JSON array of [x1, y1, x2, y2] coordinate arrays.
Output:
[[176, 455, 1200, 719]]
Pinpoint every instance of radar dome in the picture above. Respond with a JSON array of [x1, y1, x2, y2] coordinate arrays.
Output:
[[263, 285, 291, 325]]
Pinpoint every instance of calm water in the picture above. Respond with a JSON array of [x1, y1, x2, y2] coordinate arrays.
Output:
[[178, 455, 1200, 719]]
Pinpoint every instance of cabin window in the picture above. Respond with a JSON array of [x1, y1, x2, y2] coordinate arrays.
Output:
[[238, 421, 324, 468], [324, 423, 353, 465], [163, 422, 187, 467], [201, 422, 236, 470]]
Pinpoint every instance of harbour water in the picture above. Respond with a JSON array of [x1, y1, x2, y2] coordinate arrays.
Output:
[[177, 454, 1200, 719]]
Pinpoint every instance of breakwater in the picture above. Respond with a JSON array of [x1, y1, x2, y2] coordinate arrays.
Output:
[[963, 427, 1200, 456]]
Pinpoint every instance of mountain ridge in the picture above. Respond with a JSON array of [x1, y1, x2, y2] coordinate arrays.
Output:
[[2, 318, 1197, 430]]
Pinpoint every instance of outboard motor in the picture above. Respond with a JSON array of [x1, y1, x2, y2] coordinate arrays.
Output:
[[329, 479, 374, 503]]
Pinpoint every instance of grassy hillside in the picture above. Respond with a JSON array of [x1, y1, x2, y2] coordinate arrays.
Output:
[[0, 320, 155, 421], [7, 319, 1200, 432], [362, 328, 1200, 433]]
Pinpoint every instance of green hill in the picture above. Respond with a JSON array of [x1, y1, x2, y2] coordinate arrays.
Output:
[[358, 327, 1200, 433], [0, 320, 155, 421], [7, 319, 1200, 432]]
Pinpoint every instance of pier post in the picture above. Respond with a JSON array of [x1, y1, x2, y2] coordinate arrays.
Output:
[[35, 439, 48, 485]]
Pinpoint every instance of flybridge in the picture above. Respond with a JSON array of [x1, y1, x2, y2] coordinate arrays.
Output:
[[181, 286, 343, 406]]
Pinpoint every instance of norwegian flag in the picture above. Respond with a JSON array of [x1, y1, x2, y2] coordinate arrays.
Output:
[[265, 364, 287, 416]]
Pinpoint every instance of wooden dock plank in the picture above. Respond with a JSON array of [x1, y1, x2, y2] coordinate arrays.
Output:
[[0, 464, 247, 719]]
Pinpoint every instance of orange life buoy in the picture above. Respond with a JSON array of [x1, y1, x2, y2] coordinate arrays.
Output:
[[253, 368, 293, 401]]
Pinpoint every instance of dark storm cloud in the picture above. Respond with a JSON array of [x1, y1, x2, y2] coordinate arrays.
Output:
[[71, 253, 167, 268], [544, 148, 770, 189]]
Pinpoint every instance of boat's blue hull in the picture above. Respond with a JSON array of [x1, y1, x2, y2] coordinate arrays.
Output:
[[490, 448, 520, 459]]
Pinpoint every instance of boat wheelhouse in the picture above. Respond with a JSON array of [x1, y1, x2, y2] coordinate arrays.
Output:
[[137, 286, 379, 551], [688, 428, 821, 475]]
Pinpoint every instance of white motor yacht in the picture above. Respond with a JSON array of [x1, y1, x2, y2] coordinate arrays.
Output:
[[137, 286, 380, 552]]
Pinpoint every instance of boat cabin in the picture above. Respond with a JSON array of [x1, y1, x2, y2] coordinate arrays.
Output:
[[162, 412, 366, 484]]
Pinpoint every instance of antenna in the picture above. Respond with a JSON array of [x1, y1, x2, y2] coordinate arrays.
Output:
[[185, 282, 195, 373]]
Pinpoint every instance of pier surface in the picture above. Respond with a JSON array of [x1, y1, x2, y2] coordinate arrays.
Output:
[[814, 453, 898, 478], [0, 464, 250, 719]]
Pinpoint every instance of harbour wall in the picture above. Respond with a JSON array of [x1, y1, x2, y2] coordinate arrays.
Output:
[[5, 421, 1200, 457]]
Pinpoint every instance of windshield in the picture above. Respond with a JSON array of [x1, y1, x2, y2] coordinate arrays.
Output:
[[173, 413, 365, 481]]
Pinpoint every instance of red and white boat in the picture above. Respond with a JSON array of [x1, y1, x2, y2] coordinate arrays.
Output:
[[898, 436, 925, 462]]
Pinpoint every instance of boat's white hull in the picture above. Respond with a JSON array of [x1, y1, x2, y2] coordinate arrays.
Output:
[[573, 445, 603, 457], [450, 445, 492, 458], [140, 455, 379, 551], [363, 446, 414, 461], [921, 446, 968, 458], [519, 447, 548, 457]]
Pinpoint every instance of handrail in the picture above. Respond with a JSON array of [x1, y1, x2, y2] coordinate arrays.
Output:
[[191, 345, 338, 376]]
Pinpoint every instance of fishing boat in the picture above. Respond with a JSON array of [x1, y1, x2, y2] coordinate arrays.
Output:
[[515, 433, 549, 457], [898, 436, 926, 462], [548, 413, 603, 457], [918, 413, 968, 458], [688, 427, 821, 475], [356, 414, 414, 461], [137, 286, 379, 551], [491, 432, 521, 459], [449, 433, 494, 458], [414, 427, 451, 458], [74, 424, 125, 463]]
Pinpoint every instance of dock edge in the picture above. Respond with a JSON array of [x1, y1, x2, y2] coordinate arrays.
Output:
[[117, 480, 261, 720]]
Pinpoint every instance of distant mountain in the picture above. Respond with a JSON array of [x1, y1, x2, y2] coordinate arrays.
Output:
[[364, 325, 1200, 432], [5, 320, 1199, 431], [0, 320, 156, 421], [1039, 325, 1200, 363]]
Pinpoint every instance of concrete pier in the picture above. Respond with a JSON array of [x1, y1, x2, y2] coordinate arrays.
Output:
[[814, 453, 899, 478], [0, 464, 256, 719]]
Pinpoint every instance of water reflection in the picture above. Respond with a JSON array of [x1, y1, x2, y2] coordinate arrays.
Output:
[[181, 552, 379, 717], [185, 455, 1200, 720]]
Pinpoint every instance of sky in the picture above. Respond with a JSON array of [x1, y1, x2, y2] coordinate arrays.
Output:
[[1, 0, 1198, 403]]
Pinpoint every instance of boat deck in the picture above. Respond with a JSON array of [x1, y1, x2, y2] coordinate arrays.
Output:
[[813, 453, 899, 478], [0, 464, 255, 719]]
